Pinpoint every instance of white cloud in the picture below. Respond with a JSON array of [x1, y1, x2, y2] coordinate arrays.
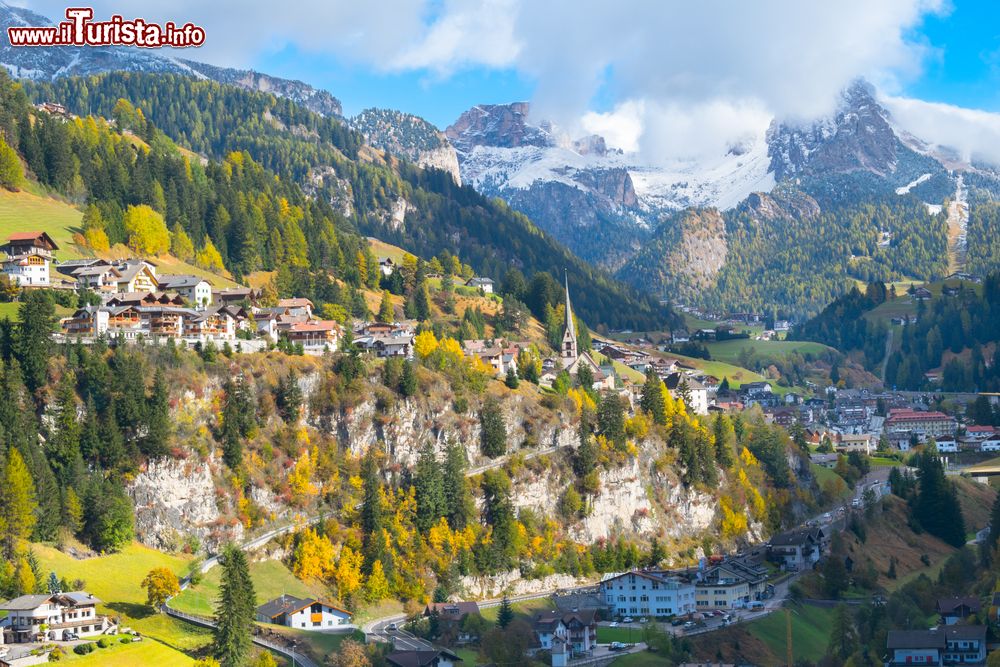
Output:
[[883, 94, 1000, 165]]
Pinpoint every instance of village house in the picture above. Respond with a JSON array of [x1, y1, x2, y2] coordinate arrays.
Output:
[[423, 602, 481, 644], [284, 320, 341, 353], [277, 298, 314, 319], [937, 597, 981, 626], [464, 277, 494, 294], [664, 373, 709, 415], [386, 649, 462, 667], [768, 527, 825, 571], [0, 592, 113, 643], [378, 256, 396, 277], [530, 610, 597, 656], [212, 287, 259, 306], [111, 260, 159, 293], [254, 595, 352, 630], [69, 263, 121, 291], [156, 274, 213, 307], [694, 567, 751, 610], [885, 625, 986, 666], [600, 571, 696, 618], [1, 231, 58, 287], [837, 433, 876, 454]]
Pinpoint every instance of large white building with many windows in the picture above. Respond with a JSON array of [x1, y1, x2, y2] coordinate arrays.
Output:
[[599, 571, 696, 618]]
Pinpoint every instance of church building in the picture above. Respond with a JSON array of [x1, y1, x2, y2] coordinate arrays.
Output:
[[542, 275, 615, 390]]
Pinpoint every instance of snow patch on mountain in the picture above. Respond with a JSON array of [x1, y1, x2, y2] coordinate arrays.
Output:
[[895, 173, 932, 195]]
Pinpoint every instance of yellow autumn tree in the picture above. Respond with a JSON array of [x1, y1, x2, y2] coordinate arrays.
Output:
[[719, 496, 749, 539], [334, 545, 364, 600], [364, 560, 390, 602], [292, 529, 336, 581], [288, 449, 319, 501], [124, 204, 170, 255], [414, 330, 438, 360], [195, 239, 225, 273]]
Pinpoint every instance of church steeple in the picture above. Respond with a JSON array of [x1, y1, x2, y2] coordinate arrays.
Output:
[[561, 271, 577, 362]]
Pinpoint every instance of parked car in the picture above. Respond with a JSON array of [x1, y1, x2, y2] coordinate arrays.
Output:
[[670, 618, 685, 626], [638, 617, 648, 623], [622, 616, 634, 624], [610, 642, 627, 651], [682, 621, 695, 630], [609, 622, 620, 628], [63, 631, 79, 641]]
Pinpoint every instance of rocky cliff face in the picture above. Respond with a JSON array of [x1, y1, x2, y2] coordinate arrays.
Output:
[[765, 80, 936, 185], [128, 457, 244, 553], [352, 108, 461, 183]]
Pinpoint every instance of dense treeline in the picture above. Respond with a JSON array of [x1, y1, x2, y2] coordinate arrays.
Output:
[[24, 72, 671, 330], [795, 272, 1000, 391], [0, 292, 144, 600], [789, 282, 890, 370], [883, 276, 1000, 391]]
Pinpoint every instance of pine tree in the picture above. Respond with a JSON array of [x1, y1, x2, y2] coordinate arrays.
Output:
[[80, 397, 101, 464], [504, 366, 519, 389], [15, 291, 55, 394], [47, 571, 61, 594], [399, 360, 418, 398], [0, 448, 37, 560], [496, 594, 514, 629], [142, 369, 171, 458], [377, 290, 395, 323], [213, 545, 256, 667], [276, 371, 303, 422], [414, 444, 445, 533], [220, 376, 254, 470], [480, 396, 507, 458], [360, 446, 384, 560], [48, 372, 82, 486], [596, 391, 625, 449], [443, 440, 473, 530], [640, 369, 666, 425], [914, 453, 966, 548], [712, 414, 736, 467]]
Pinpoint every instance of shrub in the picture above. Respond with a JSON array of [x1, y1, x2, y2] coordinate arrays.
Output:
[[97, 637, 112, 648], [73, 643, 95, 655], [119, 636, 133, 644], [49, 647, 65, 661]]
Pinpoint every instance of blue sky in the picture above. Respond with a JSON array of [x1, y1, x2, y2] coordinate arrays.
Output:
[[904, 0, 1000, 111], [256, 45, 536, 126]]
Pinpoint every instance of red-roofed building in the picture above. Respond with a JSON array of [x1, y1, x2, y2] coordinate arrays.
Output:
[[884, 409, 956, 440], [2, 231, 58, 286], [285, 320, 341, 352], [966, 425, 996, 440]]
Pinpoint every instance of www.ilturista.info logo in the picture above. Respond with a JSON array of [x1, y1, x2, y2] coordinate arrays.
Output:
[[7, 7, 205, 48]]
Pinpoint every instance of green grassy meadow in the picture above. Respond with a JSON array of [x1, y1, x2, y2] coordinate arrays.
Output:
[[703, 339, 832, 366], [171, 559, 328, 617], [747, 604, 835, 664], [60, 637, 195, 666]]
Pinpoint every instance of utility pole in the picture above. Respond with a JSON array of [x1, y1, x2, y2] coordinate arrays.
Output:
[[786, 608, 793, 667]]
